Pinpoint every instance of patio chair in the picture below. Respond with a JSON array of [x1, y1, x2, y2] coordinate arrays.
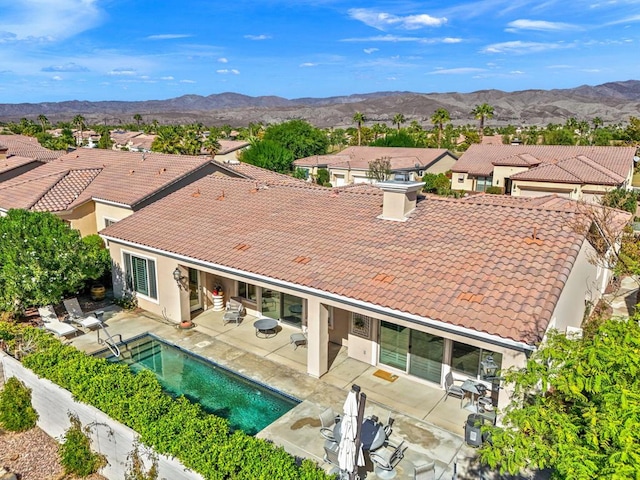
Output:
[[369, 440, 406, 480], [443, 372, 465, 405], [413, 459, 436, 480], [290, 325, 308, 349], [38, 306, 79, 338], [223, 300, 243, 325], [323, 439, 340, 465], [63, 298, 102, 330], [319, 407, 340, 442]]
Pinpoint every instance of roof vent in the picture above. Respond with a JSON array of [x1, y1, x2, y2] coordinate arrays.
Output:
[[376, 180, 425, 221]]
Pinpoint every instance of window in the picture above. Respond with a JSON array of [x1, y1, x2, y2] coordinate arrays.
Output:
[[238, 282, 257, 301], [104, 218, 118, 228], [123, 252, 157, 299], [457, 174, 465, 184], [474, 176, 493, 192], [451, 342, 502, 379]]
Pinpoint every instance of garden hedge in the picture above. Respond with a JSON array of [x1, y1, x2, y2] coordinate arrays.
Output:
[[0, 324, 332, 480]]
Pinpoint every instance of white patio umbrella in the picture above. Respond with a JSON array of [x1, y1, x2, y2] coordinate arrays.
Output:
[[338, 389, 365, 477]]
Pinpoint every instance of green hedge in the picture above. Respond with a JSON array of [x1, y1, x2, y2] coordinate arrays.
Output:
[[0, 324, 332, 480]]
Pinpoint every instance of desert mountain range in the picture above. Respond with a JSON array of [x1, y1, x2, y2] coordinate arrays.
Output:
[[2, 80, 640, 129]]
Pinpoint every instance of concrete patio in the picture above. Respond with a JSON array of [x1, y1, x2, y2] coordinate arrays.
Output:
[[67, 305, 525, 479]]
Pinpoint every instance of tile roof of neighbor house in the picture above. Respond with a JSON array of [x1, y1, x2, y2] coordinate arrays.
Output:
[[0, 135, 64, 161], [0, 155, 39, 174], [212, 159, 309, 186], [0, 149, 212, 212], [102, 176, 599, 346], [217, 140, 250, 155], [453, 144, 636, 183], [295, 146, 456, 171]]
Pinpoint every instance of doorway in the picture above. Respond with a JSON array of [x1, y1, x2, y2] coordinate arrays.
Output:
[[261, 288, 303, 327], [188, 268, 202, 312]]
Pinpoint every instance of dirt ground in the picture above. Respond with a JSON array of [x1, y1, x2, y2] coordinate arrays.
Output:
[[0, 427, 107, 480]]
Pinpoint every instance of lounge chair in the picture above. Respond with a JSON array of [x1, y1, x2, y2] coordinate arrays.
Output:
[[369, 440, 407, 479], [38, 306, 79, 338], [223, 299, 243, 325], [63, 298, 102, 330]]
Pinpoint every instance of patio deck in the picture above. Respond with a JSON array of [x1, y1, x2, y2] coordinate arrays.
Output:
[[67, 305, 534, 480]]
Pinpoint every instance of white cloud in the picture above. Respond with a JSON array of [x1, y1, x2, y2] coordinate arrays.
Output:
[[0, 0, 103, 42], [510, 70, 525, 74], [546, 64, 572, 69], [343, 34, 459, 44], [218, 57, 228, 63], [146, 34, 192, 40], [506, 19, 578, 32], [216, 69, 239, 75], [430, 67, 487, 75], [299, 62, 317, 67], [107, 68, 137, 76], [180, 79, 196, 83], [606, 14, 640, 25], [363, 48, 379, 54], [348, 8, 447, 30], [160, 76, 174, 80], [51, 75, 62, 81], [42, 62, 88, 72], [244, 34, 271, 40], [481, 41, 569, 54]]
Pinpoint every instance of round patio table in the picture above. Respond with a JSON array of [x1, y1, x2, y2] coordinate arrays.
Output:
[[253, 317, 279, 338], [334, 417, 386, 451]]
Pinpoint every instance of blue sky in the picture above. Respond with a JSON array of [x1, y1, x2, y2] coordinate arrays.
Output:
[[1, 0, 639, 103]]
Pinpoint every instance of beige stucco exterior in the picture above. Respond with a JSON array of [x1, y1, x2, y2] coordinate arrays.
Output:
[[60, 201, 97, 236], [512, 180, 612, 201], [94, 201, 134, 231]]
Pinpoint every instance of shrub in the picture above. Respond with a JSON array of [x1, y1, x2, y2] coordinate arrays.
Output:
[[0, 376, 38, 431], [484, 186, 504, 195], [125, 440, 158, 480], [59, 414, 106, 477]]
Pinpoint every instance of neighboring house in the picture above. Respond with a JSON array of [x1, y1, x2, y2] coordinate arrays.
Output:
[[211, 140, 251, 163], [452, 145, 636, 201], [0, 134, 64, 162], [101, 176, 625, 409], [294, 146, 458, 186], [110, 131, 156, 152], [0, 149, 218, 235]]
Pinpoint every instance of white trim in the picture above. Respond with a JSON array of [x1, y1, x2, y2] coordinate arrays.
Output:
[[121, 248, 160, 304], [93, 198, 133, 209], [104, 235, 535, 352], [103, 216, 119, 228]]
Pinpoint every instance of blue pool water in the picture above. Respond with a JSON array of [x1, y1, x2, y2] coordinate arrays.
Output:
[[101, 334, 299, 435]]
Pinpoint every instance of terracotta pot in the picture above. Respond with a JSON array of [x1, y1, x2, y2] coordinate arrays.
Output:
[[90, 284, 106, 301]]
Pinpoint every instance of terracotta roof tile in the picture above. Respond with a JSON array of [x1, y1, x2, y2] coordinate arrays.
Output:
[[0, 135, 64, 161], [101, 176, 609, 345]]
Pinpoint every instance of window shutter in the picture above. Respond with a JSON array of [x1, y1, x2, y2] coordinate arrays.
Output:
[[147, 259, 157, 299], [132, 257, 149, 296], [123, 253, 133, 290]]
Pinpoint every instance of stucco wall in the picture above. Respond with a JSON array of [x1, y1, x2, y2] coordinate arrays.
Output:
[[0, 353, 204, 480], [94, 201, 134, 231], [425, 154, 458, 175], [492, 166, 529, 190], [451, 172, 473, 191], [61, 201, 97, 237]]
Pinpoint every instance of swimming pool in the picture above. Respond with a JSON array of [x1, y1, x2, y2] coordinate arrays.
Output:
[[97, 334, 299, 435]]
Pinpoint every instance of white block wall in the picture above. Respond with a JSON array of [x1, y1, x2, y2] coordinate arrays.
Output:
[[0, 352, 204, 480]]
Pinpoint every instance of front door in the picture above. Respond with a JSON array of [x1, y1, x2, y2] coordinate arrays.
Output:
[[188, 268, 202, 312]]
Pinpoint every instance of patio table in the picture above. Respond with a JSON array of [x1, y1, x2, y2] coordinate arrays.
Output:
[[334, 417, 386, 451], [253, 317, 279, 338]]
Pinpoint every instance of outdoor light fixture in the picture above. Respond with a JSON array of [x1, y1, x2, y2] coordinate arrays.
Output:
[[173, 267, 186, 289], [480, 356, 500, 379]]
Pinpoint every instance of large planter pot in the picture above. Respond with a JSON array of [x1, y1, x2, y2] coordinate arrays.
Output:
[[90, 284, 106, 301]]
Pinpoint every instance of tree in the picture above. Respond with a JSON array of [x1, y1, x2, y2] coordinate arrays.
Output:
[[430, 108, 450, 148], [392, 113, 406, 132], [471, 103, 494, 137], [239, 139, 294, 173], [366, 157, 392, 182], [203, 135, 221, 157], [0, 210, 109, 316], [37, 114, 49, 133], [72, 115, 86, 146], [353, 112, 366, 146], [133, 113, 143, 128], [262, 119, 328, 159], [481, 317, 640, 479], [370, 131, 419, 147]]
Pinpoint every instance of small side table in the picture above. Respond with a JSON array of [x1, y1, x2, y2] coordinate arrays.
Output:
[[290, 332, 307, 349]]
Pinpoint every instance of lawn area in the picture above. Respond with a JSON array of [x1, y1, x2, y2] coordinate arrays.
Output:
[[633, 172, 640, 187]]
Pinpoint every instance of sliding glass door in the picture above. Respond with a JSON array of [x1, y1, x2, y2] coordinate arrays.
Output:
[[379, 321, 408, 371], [260, 288, 303, 327]]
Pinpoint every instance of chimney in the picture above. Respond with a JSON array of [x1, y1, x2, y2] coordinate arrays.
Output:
[[0, 145, 7, 160], [377, 179, 425, 221]]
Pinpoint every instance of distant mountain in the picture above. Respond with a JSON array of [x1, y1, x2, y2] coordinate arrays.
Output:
[[1, 80, 640, 128]]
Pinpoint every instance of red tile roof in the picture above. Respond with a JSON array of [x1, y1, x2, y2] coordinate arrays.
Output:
[[453, 145, 635, 184], [213, 160, 309, 186], [0, 155, 40, 174], [0, 149, 212, 211], [295, 146, 456, 171], [102, 176, 600, 346], [0, 135, 64, 161]]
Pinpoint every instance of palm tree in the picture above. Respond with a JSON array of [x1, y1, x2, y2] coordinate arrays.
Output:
[[37, 114, 49, 133], [203, 135, 221, 158], [392, 113, 406, 133], [133, 113, 143, 128], [353, 112, 366, 146], [471, 103, 494, 137], [72, 115, 86, 146], [430, 108, 450, 148]]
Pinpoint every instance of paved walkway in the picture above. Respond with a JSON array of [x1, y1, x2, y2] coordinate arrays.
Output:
[[602, 275, 639, 318], [68, 306, 539, 480]]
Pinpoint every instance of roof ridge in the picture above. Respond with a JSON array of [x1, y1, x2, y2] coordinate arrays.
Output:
[[571, 155, 625, 182]]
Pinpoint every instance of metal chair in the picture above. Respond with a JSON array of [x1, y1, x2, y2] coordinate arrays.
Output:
[[369, 440, 406, 479], [319, 407, 339, 442], [223, 300, 243, 325], [413, 459, 436, 480], [443, 372, 465, 405], [323, 439, 340, 465]]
